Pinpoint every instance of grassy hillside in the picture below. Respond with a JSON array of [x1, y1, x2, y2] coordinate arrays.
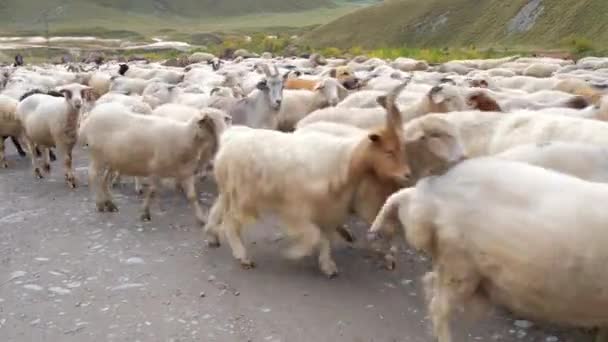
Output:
[[303, 0, 608, 49], [0, 0, 372, 37]]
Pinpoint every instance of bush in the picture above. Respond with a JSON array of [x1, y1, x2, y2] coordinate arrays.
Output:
[[560, 35, 595, 54], [319, 47, 343, 58]]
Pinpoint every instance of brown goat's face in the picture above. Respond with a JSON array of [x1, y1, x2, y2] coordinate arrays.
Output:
[[365, 129, 411, 185], [330, 67, 360, 90], [466, 93, 501, 112]]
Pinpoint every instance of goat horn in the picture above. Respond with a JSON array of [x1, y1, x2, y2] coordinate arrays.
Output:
[[385, 81, 409, 129], [262, 64, 272, 77]]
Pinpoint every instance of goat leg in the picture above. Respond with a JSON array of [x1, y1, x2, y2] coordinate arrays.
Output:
[[9, 136, 26, 157]]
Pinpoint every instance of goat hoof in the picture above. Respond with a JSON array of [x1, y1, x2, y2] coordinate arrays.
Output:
[[34, 169, 44, 179], [384, 259, 396, 271], [18, 151, 26, 157], [105, 201, 118, 212], [1, 162, 8, 169], [240, 260, 255, 269], [66, 177, 77, 188], [96, 202, 107, 212], [205, 233, 220, 247], [337, 226, 356, 243], [42, 164, 51, 173], [140, 212, 152, 222], [321, 261, 338, 278], [206, 240, 220, 248], [326, 271, 339, 279]]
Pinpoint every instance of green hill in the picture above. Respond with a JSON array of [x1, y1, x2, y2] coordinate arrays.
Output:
[[0, 0, 363, 36], [303, 0, 608, 49]]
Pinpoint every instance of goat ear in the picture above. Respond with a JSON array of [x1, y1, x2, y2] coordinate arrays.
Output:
[[329, 68, 337, 78], [368, 133, 381, 143], [429, 86, 445, 103], [59, 89, 72, 99], [256, 80, 268, 91], [376, 95, 388, 108], [82, 88, 96, 101], [432, 92, 446, 104], [197, 115, 216, 133]]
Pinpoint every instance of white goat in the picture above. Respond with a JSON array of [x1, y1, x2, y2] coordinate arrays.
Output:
[[369, 157, 608, 342]]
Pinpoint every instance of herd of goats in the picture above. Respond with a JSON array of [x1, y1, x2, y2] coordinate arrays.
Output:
[[1, 51, 608, 341]]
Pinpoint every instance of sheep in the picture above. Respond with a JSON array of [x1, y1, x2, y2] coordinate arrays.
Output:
[[151, 103, 230, 134], [109, 76, 149, 95], [0, 95, 21, 167], [141, 81, 180, 108], [297, 83, 469, 130], [88, 71, 112, 97], [522, 63, 560, 77], [284, 77, 319, 91], [203, 83, 410, 277], [14, 54, 24, 67], [17, 83, 94, 187], [494, 142, 608, 183], [403, 110, 608, 159], [403, 115, 608, 184], [78, 102, 220, 224], [189, 52, 216, 64], [493, 75, 560, 93], [390, 58, 428, 72], [208, 95, 239, 113], [288, 53, 327, 69], [95, 92, 153, 115], [151, 103, 231, 183], [438, 62, 472, 75], [228, 64, 284, 129], [464, 91, 503, 111], [465, 89, 590, 112], [336, 90, 386, 109], [208, 57, 223, 71], [276, 78, 347, 131], [322, 66, 360, 90], [368, 157, 608, 342], [118, 64, 184, 84], [516, 56, 573, 66], [554, 78, 605, 105]]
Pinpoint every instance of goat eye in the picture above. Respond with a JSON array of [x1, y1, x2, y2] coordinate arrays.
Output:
[[429, 133, 441, 138]]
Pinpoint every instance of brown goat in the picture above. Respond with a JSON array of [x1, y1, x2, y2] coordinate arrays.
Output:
[[466, 92, 503, 112], [284, 78, 319, 91]]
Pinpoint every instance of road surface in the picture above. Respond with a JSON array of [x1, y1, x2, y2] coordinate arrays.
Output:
[[0, 145, 593, 342]]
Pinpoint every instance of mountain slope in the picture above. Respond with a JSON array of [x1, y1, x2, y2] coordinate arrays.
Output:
[[0, 0, 338, 31], [88, 0, 335, 17], [303, 0, 608, 48]]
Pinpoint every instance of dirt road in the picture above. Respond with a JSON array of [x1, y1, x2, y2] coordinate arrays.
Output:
[[0, 146, 592, 342]]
